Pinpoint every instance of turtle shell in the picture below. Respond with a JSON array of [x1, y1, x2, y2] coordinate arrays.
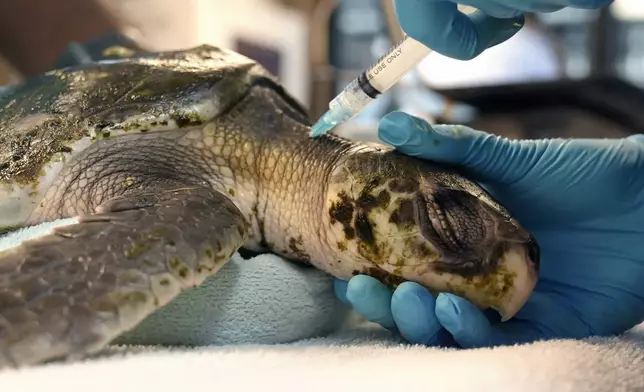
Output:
[[0, 44, 304, 185]]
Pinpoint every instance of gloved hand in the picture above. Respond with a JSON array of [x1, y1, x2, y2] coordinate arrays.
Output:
[[335, 110, 644, 348], [395, 0, 612, 60]]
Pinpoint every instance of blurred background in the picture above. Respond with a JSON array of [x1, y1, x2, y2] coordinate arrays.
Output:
[[1, 0, 644, 140]]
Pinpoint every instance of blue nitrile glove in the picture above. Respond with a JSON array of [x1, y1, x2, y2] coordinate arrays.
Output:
[[394, 0, 612, 60], [335, 110, 644, 348]]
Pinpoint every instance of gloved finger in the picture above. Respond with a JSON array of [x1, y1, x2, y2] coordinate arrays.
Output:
[[378, 111, 532, 185], [434, 293, 493, 348], [490, 0, 564, 12], [394, 0, 525, 60], [333, 278, 351, 305], [453, 0, 523, 19], [435, 293, 548, 348], [345, 275, 396, 330], [491, 0, 608, 11], [459, 0, 561, 15], [547, 0, 613, 8], [390, 282, 453, 346]]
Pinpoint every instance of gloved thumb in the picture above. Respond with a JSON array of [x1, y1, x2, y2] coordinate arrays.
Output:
[[394, 0, 525, 60], [378, 111, 535, 185]]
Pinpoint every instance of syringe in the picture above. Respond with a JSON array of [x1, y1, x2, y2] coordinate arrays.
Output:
[[310, 34, 433, 137]]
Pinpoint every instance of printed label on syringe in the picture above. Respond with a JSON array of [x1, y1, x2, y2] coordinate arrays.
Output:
[[366, 43, 404, 81], [359, 35, 431, 94]]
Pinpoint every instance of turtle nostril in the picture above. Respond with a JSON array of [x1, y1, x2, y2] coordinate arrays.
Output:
[[526, 236, 540, 271]]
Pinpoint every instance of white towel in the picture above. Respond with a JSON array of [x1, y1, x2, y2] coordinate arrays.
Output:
[[2, 323, 644, 392], [2, 220, 644, 392]]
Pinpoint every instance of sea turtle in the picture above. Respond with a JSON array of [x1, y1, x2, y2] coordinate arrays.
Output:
[[0, 44, 539, 368]]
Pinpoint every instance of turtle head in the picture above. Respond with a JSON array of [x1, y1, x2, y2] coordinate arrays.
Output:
[[325, 147, 539, 321]]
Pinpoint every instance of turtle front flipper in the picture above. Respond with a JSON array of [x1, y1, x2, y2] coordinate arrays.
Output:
[[0, 186, 248, 369]]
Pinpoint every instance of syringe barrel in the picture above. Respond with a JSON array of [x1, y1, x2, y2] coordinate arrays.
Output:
[[325, 35, 432, 125], [328, 77, 373, 117], [364, 35, 432, 94]]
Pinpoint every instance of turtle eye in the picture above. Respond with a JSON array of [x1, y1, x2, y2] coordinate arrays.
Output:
[[425, 189, 487, 253]]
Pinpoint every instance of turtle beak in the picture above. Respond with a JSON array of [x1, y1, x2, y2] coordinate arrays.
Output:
[[492, 240, 539, 322]]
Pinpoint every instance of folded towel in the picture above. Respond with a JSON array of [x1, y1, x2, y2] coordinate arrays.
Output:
[[0, 219, 352, 347]]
